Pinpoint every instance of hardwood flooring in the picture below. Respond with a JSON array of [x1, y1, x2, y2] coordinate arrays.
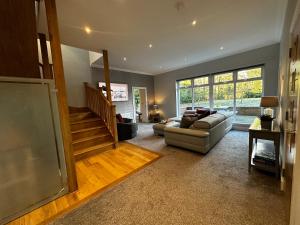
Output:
[[8, 142, 160, 225]]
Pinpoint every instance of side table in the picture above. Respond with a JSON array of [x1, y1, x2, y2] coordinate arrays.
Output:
[[248, 118, 281, 178]]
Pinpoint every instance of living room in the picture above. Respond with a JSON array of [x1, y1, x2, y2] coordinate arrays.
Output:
[[1, 0, 300, 225]]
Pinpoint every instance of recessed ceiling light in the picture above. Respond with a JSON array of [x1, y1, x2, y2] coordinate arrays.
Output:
[[220, 46, 224, 50], [84, 26, 91, 34], [123, 57, 127, 61], [192, 20, 197, 26], [149, 44, 153, 48]]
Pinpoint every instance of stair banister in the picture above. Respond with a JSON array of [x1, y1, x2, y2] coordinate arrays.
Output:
[[84, 82, 118, 147]]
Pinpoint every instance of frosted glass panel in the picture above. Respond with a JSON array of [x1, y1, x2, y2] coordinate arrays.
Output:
[[0, 79, 68, 224]]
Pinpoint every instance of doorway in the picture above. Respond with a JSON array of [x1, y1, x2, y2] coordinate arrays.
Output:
[[132, 87, 148, 123]]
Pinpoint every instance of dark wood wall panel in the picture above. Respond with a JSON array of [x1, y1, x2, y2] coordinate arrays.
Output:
[[0, 0, 40, 78]]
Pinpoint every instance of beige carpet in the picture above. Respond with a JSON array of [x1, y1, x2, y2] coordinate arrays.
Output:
[[50, 124, 290, 225]]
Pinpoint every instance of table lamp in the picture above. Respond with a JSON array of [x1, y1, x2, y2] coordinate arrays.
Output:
[[260, 96, 279, 118], [153, 104, 159, 112]]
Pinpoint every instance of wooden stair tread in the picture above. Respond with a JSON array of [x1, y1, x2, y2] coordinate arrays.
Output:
[[71, 126, 106, 134], [72, 133, 111, 144], [71, 117, 102, 125], [74, 141, 114, 156]]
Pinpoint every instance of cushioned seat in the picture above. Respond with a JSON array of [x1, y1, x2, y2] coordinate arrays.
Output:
[[192, 113, 226, 129], [164, 113, 234, 154], [164, 127, 209, 137], [153, 121, 180, 136]]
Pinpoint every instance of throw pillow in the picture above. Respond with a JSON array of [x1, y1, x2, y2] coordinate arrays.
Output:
[[180, 116, 198, 128], [116, 114, 124, 123], [196, 108, 210, 118]]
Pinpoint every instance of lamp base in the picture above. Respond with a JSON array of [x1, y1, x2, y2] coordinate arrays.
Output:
[[261, 120, 272, 130]]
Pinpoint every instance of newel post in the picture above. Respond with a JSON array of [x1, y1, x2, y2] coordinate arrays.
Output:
[[102, 50, 112, 103], [111, 105, 119, 147]]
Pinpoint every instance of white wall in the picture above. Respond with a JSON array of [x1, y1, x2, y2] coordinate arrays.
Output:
[[61, 45, 92, 107]]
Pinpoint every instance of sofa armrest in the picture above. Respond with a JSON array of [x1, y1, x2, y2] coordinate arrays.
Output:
[[123, 118, 133, 123], [164, 127, 209, 137]]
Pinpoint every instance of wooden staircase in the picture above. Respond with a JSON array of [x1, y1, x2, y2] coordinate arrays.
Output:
[[69, 107, 115, 160]]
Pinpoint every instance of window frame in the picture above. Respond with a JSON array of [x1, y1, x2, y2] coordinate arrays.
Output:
[[176, 65, 264, 123]]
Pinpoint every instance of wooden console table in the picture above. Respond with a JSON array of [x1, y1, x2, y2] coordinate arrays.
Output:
[[248, 118, 281, 178]]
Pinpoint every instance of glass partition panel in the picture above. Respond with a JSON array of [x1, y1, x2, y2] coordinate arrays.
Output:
[[0, 78, 68, 224]]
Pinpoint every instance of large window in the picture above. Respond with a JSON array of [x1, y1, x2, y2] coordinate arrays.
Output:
[[177, 79, 193, 115], [235, 68, 263, 124], [194, 76, 210, 108], [176, 66, 264, 124], [213, 73, 234, 112]]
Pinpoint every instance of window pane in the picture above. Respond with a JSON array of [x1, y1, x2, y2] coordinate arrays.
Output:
[[178, 79, 192, 88], [179, 88, 192, 115], [214, 73, 233, 83], [235, 80, 262, 124], [194, 86, 210, 108], [213, 83, 234, 111], [237, 68, 262, 80], [194, 77, 208, 86]]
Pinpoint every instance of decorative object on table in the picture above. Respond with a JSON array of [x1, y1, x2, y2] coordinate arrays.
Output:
[[116, 114, 138, 141], [260, 96, 279, 118], [259, 114, 273, 130]]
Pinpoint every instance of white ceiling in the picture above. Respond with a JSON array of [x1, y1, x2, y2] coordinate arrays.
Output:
[[54, 0, 287, 75]]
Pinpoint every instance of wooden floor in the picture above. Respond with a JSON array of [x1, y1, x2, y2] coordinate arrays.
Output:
[[8, 142, 160, 225]]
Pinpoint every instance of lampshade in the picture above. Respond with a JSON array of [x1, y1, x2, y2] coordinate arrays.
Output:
[[260, 96, 279, 107]]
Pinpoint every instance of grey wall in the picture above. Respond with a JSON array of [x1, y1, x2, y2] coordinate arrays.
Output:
[[91, 68, 155, 118], [154, 44, 280, 119], [62, 44, 92, 107]]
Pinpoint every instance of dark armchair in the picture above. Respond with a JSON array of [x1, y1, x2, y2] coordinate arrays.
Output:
[[116, 115, 138, 141]]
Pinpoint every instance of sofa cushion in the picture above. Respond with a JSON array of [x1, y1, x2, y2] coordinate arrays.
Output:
[[164, 127, 209, 137], [192, 113, 226, 129], [180, 115, 198, 128], [116, 113, 124, 123], [196, 108, 210, 116]]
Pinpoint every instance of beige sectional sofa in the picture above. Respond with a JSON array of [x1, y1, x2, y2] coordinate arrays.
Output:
[[164, 113, 233, 154]]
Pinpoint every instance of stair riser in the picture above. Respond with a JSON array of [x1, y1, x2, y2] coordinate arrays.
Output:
[[74, 144, 115, 161], [69, 107, 89, 113], [72, 128, 108, 141], [69, 112, 94, 123], [73, 136, 112, 150], [71, 120, 103, 131]]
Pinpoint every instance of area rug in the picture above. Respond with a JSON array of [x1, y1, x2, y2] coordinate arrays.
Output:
[[50, 124, 290, 225]]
